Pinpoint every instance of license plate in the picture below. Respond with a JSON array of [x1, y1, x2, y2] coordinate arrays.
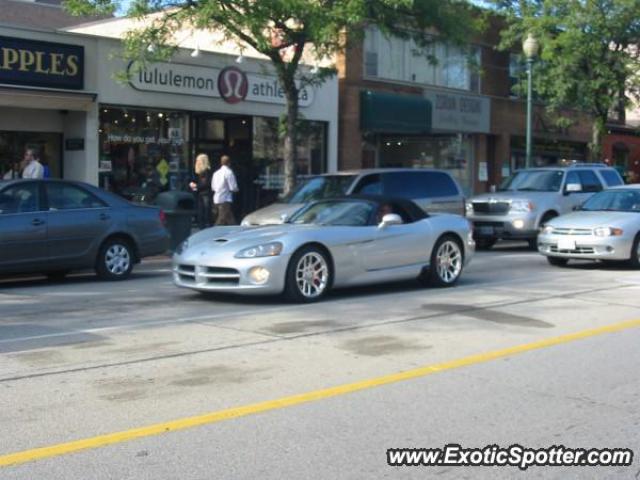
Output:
[[557, 238, 576, 251], [478, 226, 494, 235]]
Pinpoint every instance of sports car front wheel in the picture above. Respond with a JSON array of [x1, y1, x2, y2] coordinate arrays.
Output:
[[422, 235, 464, 288], [284, 246, 332, 302]]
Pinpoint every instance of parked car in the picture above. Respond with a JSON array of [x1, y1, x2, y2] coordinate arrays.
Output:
[[0, 179, 169, 280], [466, 164, 624, 249], [241, 168, 465, 225], [174, 196, 474, 302], [538, 185, 640, 267]]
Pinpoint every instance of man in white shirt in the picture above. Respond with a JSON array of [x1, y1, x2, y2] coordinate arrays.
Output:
[[211, 155, 239, 225], [21, 148, 44, 179]]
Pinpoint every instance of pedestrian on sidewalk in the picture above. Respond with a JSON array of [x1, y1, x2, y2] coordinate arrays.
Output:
[[21, 148, 44, 179], [211, 154, 239, 226], [189, 153, 213, 229]]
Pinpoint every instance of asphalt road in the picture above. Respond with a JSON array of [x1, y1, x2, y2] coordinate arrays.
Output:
[[1, 243, 639, 479]]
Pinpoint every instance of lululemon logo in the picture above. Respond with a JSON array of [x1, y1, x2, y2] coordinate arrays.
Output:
[[218, 66, 248, 104]]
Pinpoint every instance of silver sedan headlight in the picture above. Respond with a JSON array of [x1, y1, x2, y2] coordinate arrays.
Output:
[[510, 200, 534, 212], [234, 241, 283, 258], [593, 227, 623, 237]]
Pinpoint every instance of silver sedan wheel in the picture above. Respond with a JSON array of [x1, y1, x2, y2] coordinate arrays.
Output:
[[295, 252, 329, 298], [105, 244, 131, 276], [435, 240, 462, 284]]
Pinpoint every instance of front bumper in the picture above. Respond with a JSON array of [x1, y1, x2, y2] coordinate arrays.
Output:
[[172, 253, 290, 295], [538, 233, 633, 261], [468, 212, 538, 240]]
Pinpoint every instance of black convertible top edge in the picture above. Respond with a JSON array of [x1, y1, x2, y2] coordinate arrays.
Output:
[[319, 194, 429, 223]]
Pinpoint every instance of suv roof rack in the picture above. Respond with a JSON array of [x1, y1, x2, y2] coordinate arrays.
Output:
[[568, 162, 609, 168]]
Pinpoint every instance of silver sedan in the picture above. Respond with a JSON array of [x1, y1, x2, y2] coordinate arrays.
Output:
[[538, 186, 640, 267], [173, 197, 475, 302]]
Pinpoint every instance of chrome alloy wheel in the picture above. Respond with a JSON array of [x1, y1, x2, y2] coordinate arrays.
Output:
[[105, 244, 131, 276], [295, 252, 329, 298], [435, 240, 462, 284]]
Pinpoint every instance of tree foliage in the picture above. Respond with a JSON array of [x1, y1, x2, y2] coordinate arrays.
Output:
[[491, 0, 640, 160], [66, 0, 477, 193]]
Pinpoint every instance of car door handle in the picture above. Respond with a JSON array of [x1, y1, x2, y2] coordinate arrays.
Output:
[[32, 218, 45, 226], [99, 213, 111, 221]]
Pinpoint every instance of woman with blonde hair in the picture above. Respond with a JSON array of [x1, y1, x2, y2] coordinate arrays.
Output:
[[189, 153, 213, 229]]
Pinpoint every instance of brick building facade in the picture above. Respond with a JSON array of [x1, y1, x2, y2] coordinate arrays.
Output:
[[336, 24, 594, 195]]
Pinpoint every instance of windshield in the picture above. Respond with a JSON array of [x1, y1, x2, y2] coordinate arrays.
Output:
[[283, 175, 356, 204], [499, 170, 564, 192], [581, 190, 640, 212], [288, 200, 375, 226]]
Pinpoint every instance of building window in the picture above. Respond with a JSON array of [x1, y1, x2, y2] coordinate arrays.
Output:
[[378, 134, 474, 195], [98, 106, 189, 203], [252, 117, 327, 204], [0, 132, 61, 180], [364, 27, 480, 92]]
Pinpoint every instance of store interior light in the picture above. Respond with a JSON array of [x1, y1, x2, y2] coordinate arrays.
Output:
[[386, 142, 391, 146], [397, 142, 402, 146], [103, 109, 108, 113], [158, 113, 164, 118]]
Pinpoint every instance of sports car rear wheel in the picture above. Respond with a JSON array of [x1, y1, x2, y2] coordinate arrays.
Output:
[[423, 235, 463, 287], [284, 246, 331, 302]]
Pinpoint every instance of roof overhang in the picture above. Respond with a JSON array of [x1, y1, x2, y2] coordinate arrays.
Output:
[[0, 86, 96, 111]]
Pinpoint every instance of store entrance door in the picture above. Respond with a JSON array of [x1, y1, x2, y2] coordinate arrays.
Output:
[[191, 114, 255, 220]]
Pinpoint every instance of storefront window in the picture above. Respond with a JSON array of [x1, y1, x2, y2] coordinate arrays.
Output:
[[510, 137, 587, 171], [0, 132, 61, 180], [252, 117, 326, 205], [98, 107, 189, 203], [378, 134, 474, 195]]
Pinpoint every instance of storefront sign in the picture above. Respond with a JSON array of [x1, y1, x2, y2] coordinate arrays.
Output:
[[129, 62, 314, 107], [424, 89, 490, 134], [65, 138, 85, 151], [0, 36, 84, 90]]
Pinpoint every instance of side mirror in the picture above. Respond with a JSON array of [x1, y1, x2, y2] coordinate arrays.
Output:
[[564, 183, 582, 195], [379, 213, 403, 229]]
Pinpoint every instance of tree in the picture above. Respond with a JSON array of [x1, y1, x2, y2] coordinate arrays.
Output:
[[491, 0, 640, 161], [65, 0, 476, 193]]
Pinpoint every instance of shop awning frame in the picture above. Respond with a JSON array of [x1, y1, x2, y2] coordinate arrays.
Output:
[[360, 90, 432, 134], [0, 86, 97, 112]]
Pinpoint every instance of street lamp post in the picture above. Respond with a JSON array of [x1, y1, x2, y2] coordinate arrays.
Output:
[[523, 33, 539, 169]]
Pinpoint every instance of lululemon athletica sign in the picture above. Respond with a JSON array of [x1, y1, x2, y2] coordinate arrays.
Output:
[[129, 62, 314, 107], [218, 66, 248, 104]]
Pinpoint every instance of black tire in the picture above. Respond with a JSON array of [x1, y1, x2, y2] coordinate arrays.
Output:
[[46, 270, 70, 281], [96, 237, 134, 280], [527, 238, 538, 250], [422, 235, 464, 288], [628, 234, 640, 268], [475, 238, 496, 250], [547, 256, 568, 267], [283, 245, 332, 303]]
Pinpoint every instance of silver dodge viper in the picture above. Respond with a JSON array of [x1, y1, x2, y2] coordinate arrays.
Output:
[[173, 196, 475, 302]]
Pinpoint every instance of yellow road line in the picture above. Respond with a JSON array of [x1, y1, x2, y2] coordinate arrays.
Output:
[[2, 318, 640, 468]]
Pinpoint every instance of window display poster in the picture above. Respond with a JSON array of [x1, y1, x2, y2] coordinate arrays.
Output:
[[478, 161, 488, 182]]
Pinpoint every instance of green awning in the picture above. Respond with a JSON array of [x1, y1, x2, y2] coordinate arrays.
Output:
[[360, 90, 431, 134]]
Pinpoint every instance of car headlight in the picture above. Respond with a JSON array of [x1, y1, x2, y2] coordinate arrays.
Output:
[[175, 239, 189, 255], [510, 200, 534, 212], [593, 227, 624, 237], [542, 225, 554, 235], [234, 241, 283, 258], [465, 201, 474, 215]]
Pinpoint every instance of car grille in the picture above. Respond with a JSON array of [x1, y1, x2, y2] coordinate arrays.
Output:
[[472, 201, 510, 215], [550, 246, 595, 254], [175, 265, 240, 285], [550, 227, 592, 236]]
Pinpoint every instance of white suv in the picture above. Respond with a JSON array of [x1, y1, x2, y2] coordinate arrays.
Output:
[[466, 164, 624, 249]]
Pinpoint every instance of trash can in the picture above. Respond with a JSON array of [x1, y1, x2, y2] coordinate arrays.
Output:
[[155, 191, 196, 251]]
